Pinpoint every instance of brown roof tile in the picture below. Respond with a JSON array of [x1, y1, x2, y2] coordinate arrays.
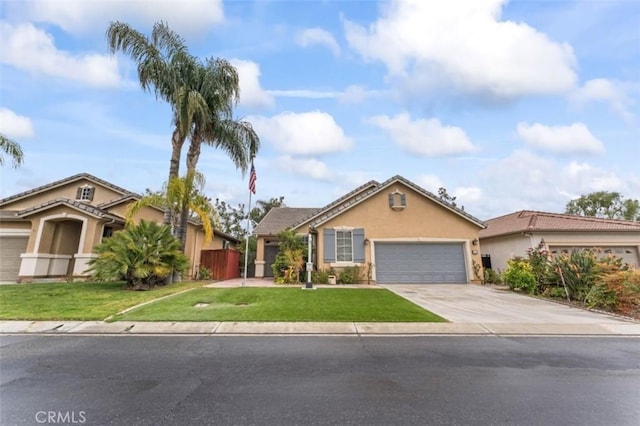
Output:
[[254, 207, 320, 236], [480, 210, 640, 238]]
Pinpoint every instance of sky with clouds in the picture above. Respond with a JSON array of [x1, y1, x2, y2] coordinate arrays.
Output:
[[1, 0, 638, 220]]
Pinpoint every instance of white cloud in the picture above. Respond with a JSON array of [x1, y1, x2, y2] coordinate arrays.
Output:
[[276, 156, 332, 180], [0, 22, 120, 87], [267, 89, 342, 99], [344, 0, 577, 100], [415, 174, 444, 193], [570, 79, 635, 122], [230, 59, 275, 110], [516, 122, 605, 155], [454, 186, 483, 203], [296, 28, 341, 56], [474, 150, 630, 218], [248, 111, 352, 155], [7, 0, 224, 36], [338, 85, 388, 104], [0, 108, 35, 139], [368, 113, 475, 157]]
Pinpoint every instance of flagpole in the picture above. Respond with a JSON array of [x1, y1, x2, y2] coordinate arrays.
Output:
[[243, 161, 256, 286], [242, 190, 252, 286]]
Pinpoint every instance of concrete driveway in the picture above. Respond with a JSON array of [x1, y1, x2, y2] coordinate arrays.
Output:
[[382, 284, 634, 324]]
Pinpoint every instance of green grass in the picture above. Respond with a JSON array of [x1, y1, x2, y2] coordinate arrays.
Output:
[[0, 281, 205, 321], [116, 287, 446, 322]]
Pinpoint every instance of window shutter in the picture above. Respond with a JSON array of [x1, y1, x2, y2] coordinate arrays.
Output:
[[400, 193, 406, 207], [88, 187, 95, 201], [388, 193, 394, 207], [353, 228, 365, 263], [76, 187, 83, 200], [323, 229, 336, 263]]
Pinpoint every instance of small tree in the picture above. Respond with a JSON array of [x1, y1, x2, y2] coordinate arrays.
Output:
[[87, 220, 188, 290], [437, 187, 457, 207], [271, 228, 305, 283]]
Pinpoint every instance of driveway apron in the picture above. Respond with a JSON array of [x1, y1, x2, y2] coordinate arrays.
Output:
[[382, 284, 634, 324]]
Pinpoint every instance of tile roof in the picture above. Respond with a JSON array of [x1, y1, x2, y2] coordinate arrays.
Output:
[[480, 210, 640, 238], [253, 175, 486, 235], [253, 207, 320, 236], [0, 173, 133, 206], [17, 198, 125, 222]]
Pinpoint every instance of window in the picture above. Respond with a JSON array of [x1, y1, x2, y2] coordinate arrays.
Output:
[[388, 190, 406, 210], [76, 185, 95, 202], [336, 230, 353, 262]]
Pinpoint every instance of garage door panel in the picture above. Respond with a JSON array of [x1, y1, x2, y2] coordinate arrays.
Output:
[[375, 242, 467, 284], [0, 237, 28, 282]]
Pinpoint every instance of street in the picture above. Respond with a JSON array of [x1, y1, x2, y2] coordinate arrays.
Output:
[[1, 336, 639, 425]]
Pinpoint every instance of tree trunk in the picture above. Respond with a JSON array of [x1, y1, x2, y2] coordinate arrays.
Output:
[[164, 127, 186, 227], [185, 136, 202, 175]]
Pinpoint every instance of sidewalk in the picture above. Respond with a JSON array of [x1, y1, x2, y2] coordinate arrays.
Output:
[[2, 320, 639, 336]]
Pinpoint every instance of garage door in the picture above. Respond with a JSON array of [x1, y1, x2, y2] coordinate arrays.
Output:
[[550, 246, 639, 268], [375, 242, 467, 284], [0, 236, 28, 282]]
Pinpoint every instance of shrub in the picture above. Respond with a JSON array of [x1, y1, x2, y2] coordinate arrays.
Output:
[[87, 220, 188, 290], [527, 242, 552, 293], [312, 269, 331, 284], [483, 268, 502, 284], [338, 266, 361, 284], [271, 228, 305, 284], [502, 258, 536, 293], [548, 249, 599, 301], [197, 266, 212, 281], [588, 270, 640, 316]]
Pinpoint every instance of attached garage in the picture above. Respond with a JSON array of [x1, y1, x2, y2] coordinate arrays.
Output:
[[0, 236, 28, 282], [374, 242, 468, 284]]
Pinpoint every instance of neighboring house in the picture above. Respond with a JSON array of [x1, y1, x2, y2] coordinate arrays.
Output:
[[253, 175, 486, 284], [0, 173, 239, 283], [479, 210, 640, 271]]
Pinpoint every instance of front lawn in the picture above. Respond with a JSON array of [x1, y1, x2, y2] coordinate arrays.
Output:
[[0, 281, 205, 321], [116, 287, 446, 322]]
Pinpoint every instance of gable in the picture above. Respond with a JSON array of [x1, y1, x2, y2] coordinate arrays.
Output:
[[1, 177, 129, 211], [297, 182, 482, 238]]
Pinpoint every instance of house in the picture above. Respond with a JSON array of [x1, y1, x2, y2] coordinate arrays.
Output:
[[0, 173, 240, 283], [253, 175, 486, 284], [479, 210, 640, 271]]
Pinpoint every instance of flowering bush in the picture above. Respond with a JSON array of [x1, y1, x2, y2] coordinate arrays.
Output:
[[502, 258, 536, 293]]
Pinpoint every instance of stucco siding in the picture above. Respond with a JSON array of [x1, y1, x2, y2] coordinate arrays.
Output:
[[302, 182, 482, 279], [480, 234, 532, 272], [1, 179, 125, 210]]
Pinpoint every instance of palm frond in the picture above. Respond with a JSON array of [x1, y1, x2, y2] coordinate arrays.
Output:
[[0, 134, 24, 168]]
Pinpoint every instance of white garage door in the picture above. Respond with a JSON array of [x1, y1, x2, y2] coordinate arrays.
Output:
[[0, 236, 28, 282], [375, 242, 467, 284]]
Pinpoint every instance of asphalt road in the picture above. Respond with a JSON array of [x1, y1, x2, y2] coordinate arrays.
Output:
[[1, 336, 639, 426]]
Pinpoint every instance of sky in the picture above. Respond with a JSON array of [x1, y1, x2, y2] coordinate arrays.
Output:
[[1, 0, 639, 221]]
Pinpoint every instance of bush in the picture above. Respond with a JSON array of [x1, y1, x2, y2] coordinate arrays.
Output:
[[338, 266, 361, 284], [197, 266, 212, 281], [271, 228, 305, 284], [312, 269, 331, 284], [588, 270, 640, 316], [483, 268, 502, 284], [502, 258, 536, 293], [87, 220, 188, 290]]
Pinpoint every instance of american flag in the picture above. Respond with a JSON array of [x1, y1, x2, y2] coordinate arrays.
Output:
[[249, 163, 257, 194]]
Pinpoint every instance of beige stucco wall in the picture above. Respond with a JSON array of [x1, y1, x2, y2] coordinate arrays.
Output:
[[481, 231, 640, 271], [1, 178, 126, 211], [291, 182, 483, 282]]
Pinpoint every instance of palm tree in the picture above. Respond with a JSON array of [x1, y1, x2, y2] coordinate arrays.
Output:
[[125, 171, 216, 250], [106, 21, 209, 226], [0, 134, 24, 168]]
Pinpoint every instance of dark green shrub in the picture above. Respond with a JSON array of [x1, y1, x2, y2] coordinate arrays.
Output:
[[87, 220, 188, 290], [502, 258, 536, 293], [271, 228, 305, 284], [338, 266, 361, 284]]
